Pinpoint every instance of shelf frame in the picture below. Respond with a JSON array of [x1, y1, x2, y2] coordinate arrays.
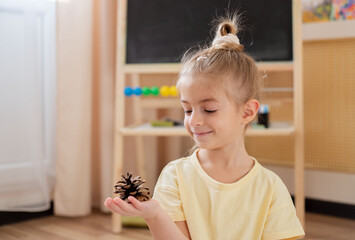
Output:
[[112, 0, 305, 232], [122, 61, 294, 74], [119, 123, 295, 137]]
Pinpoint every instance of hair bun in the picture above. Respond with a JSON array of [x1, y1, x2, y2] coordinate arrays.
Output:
[[219, 22, 237, 36], [212, 20, 243, 52]]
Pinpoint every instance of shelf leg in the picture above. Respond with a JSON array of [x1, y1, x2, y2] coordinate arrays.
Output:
[[111, 132, 124, 233], [136, 136, 147, 180]]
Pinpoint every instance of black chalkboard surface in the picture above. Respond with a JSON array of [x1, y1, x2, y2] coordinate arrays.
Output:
[[126, 0, 293, 64]]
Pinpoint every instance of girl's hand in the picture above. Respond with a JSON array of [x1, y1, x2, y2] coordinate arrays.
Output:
[[104, 196, 161, 221]]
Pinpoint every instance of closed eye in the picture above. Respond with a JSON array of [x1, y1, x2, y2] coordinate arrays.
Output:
[[184, 110, 192, 114], [205, 110, 217, 113]]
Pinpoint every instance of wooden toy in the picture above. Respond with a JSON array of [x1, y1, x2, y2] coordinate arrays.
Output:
[[160, 85, 170, 97]]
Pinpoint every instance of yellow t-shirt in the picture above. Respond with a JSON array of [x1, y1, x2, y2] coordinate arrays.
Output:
[[153, 150, 305, 240]]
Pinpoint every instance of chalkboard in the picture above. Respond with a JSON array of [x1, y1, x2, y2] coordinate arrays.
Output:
[[126, 0, 293, 63]]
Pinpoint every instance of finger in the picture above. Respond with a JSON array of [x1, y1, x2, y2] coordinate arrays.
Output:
[[128, 196, 143, 210], [104, 197, 113, 206], [114, 197, 141, 215], [104, 197, 113, 209], [105, 198, 126, 215], [104, 197, 119, 209]]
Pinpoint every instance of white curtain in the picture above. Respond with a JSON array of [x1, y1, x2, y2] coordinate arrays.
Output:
[[0, 0, 56, 211], [54, 0, 93, 216]]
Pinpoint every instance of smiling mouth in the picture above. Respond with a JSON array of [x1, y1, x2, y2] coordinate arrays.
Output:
[[193, 131, 212, 137]]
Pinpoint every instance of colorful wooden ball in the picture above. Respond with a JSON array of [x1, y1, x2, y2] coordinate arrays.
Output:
[[160, 85, 170, 97], [133, 87, 142, 96], [124, 87, 133, 96], [151, 86, 160, 96], [142, 87, 151, 96], [169, 86, 178, 97]]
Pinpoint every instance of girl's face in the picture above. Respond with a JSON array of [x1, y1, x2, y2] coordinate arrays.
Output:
[[180, 75, 245, 150]]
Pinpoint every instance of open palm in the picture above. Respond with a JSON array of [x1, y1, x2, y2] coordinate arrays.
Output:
[[104, 196, 160, 221]]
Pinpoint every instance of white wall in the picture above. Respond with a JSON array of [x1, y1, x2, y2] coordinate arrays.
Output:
[[265, 164, 355, 205]]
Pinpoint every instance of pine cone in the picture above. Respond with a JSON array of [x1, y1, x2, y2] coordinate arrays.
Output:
[[114, 172, 150, 202]]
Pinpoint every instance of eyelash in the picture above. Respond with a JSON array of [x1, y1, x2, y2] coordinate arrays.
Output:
[[205, 110, 216, 113], [184, 110, 217, 114]]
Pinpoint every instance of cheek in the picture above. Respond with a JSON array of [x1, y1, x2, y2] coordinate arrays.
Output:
[[184, 117, 189, 128], [184, 117, 194, 137]]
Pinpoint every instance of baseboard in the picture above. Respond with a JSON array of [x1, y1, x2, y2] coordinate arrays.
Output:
[[0, 202, 53, 226], [291, 196, 355, 220]]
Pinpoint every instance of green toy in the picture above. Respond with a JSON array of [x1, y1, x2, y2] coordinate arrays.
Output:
[[142, 87, 151, 96], [151, 86, 160, 96]]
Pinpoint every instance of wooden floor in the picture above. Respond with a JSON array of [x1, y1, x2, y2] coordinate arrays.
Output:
[[0, 210, 354, 240]]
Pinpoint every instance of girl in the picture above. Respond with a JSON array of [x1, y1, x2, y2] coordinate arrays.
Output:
[[105, 15, 305, 240]]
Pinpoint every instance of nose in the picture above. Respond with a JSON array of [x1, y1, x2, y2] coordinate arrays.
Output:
[[189, 111, 203, 127]]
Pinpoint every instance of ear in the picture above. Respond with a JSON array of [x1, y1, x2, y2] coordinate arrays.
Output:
[[241, 99, 259, 125]]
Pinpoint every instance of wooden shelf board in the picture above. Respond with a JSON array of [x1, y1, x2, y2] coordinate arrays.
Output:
[[246, 127, 295, 136], [123, 63, 181, 73], [140, 96, 293, 110], [140, 98, 181, 108], [257, 62, 294, 72], [119, 124, 187, 136], [123, 62, 293, 74], [303, 19, 355, 41], [119, 123, 294, 137]]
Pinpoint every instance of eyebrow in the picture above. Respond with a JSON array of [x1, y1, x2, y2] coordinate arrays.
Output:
[[180, 98, 219, 104]]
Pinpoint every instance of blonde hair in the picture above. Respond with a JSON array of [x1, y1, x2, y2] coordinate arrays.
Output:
[[177, 14, 262, 106]]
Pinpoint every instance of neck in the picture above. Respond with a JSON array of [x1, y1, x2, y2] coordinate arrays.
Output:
[[198, 139, 251, 168]]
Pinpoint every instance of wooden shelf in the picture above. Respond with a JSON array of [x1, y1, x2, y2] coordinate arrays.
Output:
[[119, 123, 187, 136], [119, 123, 294, 137], [123, 63, 181, 73], [139, 97, 293, 109], [123, 62, 293, 74], [113, 0, 305, 232], [303, 19, 355, 41], [257, 62, 294, 72], [246, 126, 295, 136], [140, 98, 181, 108]]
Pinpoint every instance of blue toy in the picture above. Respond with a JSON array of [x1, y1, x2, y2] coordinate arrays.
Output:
[[133, 87, 142, 96], [124, 87, 134, 96]]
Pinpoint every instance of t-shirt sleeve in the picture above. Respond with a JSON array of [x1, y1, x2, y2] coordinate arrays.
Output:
[[152, 162, 186, 222], [262, 176, 305, 240]]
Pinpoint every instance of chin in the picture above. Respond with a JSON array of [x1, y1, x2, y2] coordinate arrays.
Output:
[[195, 141, 217, 150]]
